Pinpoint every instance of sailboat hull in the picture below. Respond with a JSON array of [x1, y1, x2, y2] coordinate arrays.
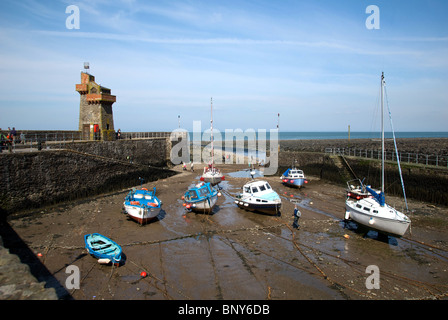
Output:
[[202, 176, 224, 186], [345, 200, 410, 237]]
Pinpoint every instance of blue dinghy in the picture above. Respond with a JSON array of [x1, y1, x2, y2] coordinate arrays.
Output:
[[84, 233, 122, 265]]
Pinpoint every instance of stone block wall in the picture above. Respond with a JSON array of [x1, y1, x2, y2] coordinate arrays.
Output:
[[0, 149, 176, 215]]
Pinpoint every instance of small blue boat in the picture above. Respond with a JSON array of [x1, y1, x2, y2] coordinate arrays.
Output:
[[84, 233, 122, 265], [183, 182, 219, 213], [123, 187, 162, 225], [281, 167, 308, 188]]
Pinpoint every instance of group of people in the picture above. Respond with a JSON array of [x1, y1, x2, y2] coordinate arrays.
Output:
[[0, 127, 20, 152], [181, 161, 194, 172]]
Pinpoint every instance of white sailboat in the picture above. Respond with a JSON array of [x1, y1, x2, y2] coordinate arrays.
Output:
[[345, 72, 411, 237], [201, 97, 225, 186]]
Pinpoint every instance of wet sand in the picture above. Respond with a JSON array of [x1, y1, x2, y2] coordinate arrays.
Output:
[[6, 163, 448, 300]]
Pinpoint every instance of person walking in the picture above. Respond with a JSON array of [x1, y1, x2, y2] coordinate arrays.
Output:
[[293, 205, 301, 229]]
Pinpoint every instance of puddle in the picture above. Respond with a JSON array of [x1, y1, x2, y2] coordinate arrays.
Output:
[[286, 196, 339, 221], [227, 169, 264, 178]]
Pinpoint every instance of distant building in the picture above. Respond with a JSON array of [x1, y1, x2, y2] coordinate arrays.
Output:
[[76, 71, 116, 141]]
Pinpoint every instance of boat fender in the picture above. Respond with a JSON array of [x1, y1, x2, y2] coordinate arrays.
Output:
[[218, 192, 222, 197], [142, 188, 148, 191], [344, 211, 350, 220], [369, 218, 375, 225], [98, 258, 111, 264]]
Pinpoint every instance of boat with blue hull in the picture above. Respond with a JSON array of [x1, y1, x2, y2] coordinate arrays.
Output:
[[123, 187, 162, 225], [235, 180, 281, 215], [183, 182, 219, 214], [84, 233, 122, 265], [281, 167, 308, 188]]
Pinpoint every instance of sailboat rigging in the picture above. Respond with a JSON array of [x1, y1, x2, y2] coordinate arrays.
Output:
[[201, 97, 225, 185], [345, 72, 411, 237]]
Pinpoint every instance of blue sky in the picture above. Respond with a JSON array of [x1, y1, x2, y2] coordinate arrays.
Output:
[[0, 0, 447, 132]]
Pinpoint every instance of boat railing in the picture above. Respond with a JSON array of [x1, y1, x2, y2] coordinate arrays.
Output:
[[326, 147, 448, 168]]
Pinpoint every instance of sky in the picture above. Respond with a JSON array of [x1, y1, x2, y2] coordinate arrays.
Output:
[[0, 0, 447, 133]]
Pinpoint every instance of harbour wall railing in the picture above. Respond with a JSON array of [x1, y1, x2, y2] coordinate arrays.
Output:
[[0, 131, 177, 153], [325, 147, 448, 168]]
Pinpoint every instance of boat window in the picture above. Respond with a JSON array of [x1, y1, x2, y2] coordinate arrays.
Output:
[[259, 185, 266, 191], [256, 199, 261, 202], [363, 207, 370, 212], [244, 186, 250, 193], [188, 191, 198, 199], [373, 210, 378, 213], [252, 187, 258, 193], [265, 183, 271, 189], [356, 204, 362, 209], [198, 188, 210, 197], [262, 200, 268, 203]]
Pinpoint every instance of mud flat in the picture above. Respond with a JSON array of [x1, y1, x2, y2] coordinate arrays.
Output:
[[2, 162, 447, 301]]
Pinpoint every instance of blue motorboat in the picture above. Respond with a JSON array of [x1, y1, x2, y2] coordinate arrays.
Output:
[[84, 233, 122, 265], [281, 167, 308, 188], [183, 182, 219, 213]]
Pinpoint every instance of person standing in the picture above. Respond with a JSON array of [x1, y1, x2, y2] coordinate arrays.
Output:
[[293, 205, 301, 229], [93, 124, 99, 140]]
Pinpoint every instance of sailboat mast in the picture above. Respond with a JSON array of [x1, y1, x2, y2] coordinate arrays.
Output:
[[211, 97, 214, 169], [381, 72, 385, 195]]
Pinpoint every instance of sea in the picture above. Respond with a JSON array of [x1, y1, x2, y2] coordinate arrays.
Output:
[[189, 131, 448, 141], [194, 131, 448, 162]]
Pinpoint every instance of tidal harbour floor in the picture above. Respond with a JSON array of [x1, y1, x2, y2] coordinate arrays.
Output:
[[4, 164, 448, 300]]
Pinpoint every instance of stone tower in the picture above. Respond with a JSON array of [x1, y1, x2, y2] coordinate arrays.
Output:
[[76, 71, 116, 141]]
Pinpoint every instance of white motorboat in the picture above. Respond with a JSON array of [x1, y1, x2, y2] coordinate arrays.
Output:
[[235, 180, 281, 215]]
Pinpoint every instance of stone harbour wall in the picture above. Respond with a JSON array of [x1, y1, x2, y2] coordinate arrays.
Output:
[[0, 148, 176, 216], [52, 137, 170, 167], [278, 150, 448, 206], [0, 235, 58, 300]]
